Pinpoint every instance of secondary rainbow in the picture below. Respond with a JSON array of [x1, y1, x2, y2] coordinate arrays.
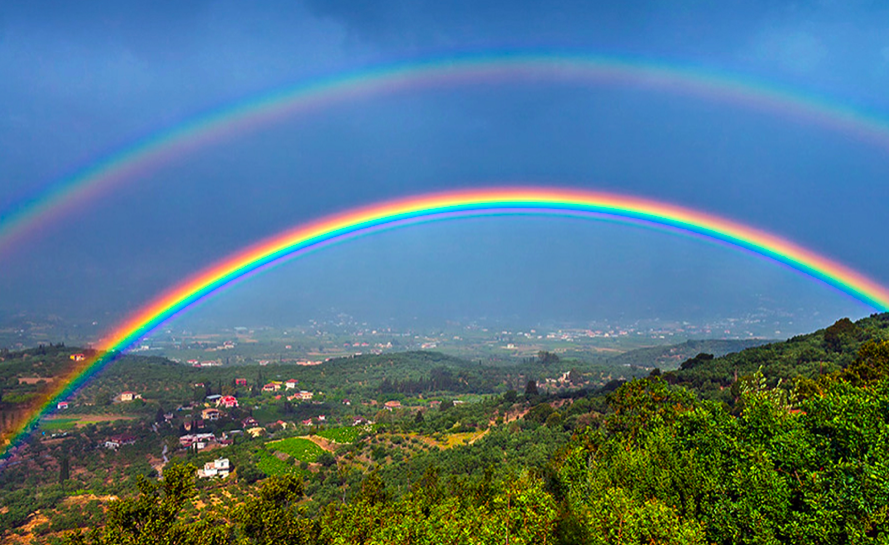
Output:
[[3, 52, 889, 258], [3, 186, 888, 461]]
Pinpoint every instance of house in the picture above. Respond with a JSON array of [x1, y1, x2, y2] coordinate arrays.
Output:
[[205, 394, 222, 402], [57, 401, 69, 410], [202, 408, 221, 421], [317, 415, 326, 422], [342, 399, 351, 406], [285, 379, 299, 390], [384, 400, 402, 410], [118, 391, 141, 402], [179, 433, 216, 450], [235, 378, 247, 386], [302, 419, 313, 426], [216, 395, 239, 408], [296, 390, 313, 400], [69, 353, 86, 362], [104, 434, 136, 450], [262, 382, 282, 392], [242, 417, 258, 428], [351, 416, 369, 426]]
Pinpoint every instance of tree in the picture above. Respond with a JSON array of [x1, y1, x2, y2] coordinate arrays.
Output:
[[537, 351, 560, 366], [233, 475, 307, 544], [63, 462, 228, 545], [525, 379, 539, 398], [59, 454, 70, 484]]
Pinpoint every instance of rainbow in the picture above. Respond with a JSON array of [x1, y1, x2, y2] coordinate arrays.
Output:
[[3, 186, 888, 461], [2, 52, 889, 257]]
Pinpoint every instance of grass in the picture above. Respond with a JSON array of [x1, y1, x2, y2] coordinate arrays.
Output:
[[315, 426, 364, 444], [441, 429, 488, 448], [256, 450, 302, 477], [268, 437, 325, 463], [40, 418, 77, 431]]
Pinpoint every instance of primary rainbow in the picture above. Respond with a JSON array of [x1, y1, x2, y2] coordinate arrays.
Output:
[[2, 52, 889, 257], [3, 186, 888, 460]]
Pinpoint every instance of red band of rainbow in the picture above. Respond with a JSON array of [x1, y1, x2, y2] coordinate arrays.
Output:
[[2, 187, 887, 461]]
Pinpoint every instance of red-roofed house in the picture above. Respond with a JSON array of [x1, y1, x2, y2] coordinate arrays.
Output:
[[104, 434, 136, 449], [235, 378, 247, 386], [57, 401, 69, 410], [384, 400, 402, 410], [216, 395, 239, 408], [285, 379, 299, 390], [118, 391, 141, 402]]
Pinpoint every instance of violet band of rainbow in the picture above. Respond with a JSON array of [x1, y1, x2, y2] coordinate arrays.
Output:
[[3, 187, 889, 463], [2, 52, 889, 259]]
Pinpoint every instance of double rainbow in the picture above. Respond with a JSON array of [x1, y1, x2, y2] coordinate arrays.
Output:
[[2, 187, 888, 461]]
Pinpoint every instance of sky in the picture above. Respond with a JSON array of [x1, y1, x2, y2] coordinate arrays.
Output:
[[1, 0, 889, 337]]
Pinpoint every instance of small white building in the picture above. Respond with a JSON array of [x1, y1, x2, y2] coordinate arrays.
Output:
[[197, 458, 230, 479]]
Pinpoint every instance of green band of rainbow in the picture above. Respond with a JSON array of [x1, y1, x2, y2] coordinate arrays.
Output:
[[2, 52, 889, 257], [2, 187, 887, 461]]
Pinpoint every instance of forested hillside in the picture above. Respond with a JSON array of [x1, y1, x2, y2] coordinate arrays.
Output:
[[4, 314, 889, 544]]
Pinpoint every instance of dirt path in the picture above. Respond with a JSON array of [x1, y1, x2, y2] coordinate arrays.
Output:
[[305, 435, 337, 452]]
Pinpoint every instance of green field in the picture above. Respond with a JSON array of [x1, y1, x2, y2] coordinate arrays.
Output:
[[40, 418, 77, 431], [315, 426, 364, 444], [268, 437, 324, 463], [255, 450, 303, 477]]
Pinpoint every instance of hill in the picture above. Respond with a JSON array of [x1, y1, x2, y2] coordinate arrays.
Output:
[[605, 338, 772, 370], [666, 313, 889, 403], [4, 314, 889, 544]]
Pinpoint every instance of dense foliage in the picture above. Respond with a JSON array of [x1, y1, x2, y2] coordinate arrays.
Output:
[[5, 314, 889, 543]]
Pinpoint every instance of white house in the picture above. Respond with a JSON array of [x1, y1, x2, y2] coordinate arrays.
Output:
[[197, 458, 230, 479]]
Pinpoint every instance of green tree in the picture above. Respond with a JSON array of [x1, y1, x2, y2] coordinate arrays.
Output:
[[63, 462, 228, 545]]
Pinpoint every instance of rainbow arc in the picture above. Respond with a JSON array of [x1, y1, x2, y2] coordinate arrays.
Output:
[[2, 187, 887, 461]]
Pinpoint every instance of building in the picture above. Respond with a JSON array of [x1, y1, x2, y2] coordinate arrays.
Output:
[[216, 395, 239, 408], [285, 379, 299, 390], [69, 353, 86, 362], [179, 433, 216, 450], [242, 417, 258, 428], [235, 378, 247, 386], [57, 401, 69, 410], [262, 382, 282, 392], [202, 408, 221, 421], [384, 400, 402, 410], [118, 391, 141, 402], [104, 434, 136, 450]]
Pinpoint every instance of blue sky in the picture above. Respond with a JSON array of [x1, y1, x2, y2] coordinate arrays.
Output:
[[1, 0, 888, 334]]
